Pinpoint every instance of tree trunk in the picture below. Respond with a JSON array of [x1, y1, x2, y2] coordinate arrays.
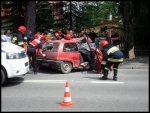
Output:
[[69, 1, 72, 30], [25, 1, 36, 34], [121, 1, 140, 59]]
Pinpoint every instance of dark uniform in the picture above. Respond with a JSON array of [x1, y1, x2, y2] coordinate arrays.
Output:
[[27, 39, 42, 74], [12, 31, 25, 48], [12, 26, 26, 48], [100, 44, 124, 81]]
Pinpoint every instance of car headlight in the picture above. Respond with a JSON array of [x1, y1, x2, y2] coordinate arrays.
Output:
[[6, 52, 27, 59]]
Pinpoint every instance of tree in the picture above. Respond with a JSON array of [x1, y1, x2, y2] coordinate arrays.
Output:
[[25, 1, 36, 34], [119, 1, 141, 59], [62, 1, 86, 32], [36, 1, 54, 32], [1, 1, 27, 33]]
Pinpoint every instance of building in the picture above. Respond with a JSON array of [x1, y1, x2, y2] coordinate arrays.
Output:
[[84, 20, 124, 38]]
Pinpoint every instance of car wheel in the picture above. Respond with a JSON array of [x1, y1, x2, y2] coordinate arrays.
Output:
[[1, 69, 6, 85], [60, 61, 72, 74]]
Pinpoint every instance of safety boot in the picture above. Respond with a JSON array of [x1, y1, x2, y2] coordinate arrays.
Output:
[[113, 70, 118, 81], [34, 69, 38, 75], [34, 71, 38, 75], [100, 70, 108, 80]]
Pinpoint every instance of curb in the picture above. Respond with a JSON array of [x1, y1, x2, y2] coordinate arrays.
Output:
[[119, 66, 148, 69]]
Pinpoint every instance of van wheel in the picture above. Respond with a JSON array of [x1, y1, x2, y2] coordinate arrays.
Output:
[[1, 69, 6, 85], [60, 62, 72, 74]]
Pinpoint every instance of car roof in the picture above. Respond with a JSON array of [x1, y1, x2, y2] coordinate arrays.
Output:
[[51, 37, 83, 43]]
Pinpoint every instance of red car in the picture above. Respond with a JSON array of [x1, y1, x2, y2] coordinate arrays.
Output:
[[36, 37, 102, 74]]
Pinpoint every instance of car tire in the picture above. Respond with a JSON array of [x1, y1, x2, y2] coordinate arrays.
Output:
[[1, 69, 6, 85], [60, 61, 72, 74]]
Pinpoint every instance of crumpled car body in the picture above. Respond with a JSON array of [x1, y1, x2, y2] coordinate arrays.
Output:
[[36, 37, 102, 74]]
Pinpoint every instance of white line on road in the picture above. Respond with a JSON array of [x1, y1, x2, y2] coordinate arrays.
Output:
[[91, 81, 124, 84], [6, 80, 67, 83], [6, 80, 124, 84]]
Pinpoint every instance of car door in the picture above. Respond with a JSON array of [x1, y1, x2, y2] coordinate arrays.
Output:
[[37, 42, 59, 60], [59, 42, 81, 67]]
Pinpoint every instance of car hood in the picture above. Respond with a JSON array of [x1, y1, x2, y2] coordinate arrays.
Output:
[[2, 42, 25, 53]]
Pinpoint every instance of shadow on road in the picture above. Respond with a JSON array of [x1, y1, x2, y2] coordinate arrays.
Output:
[[1, 77, 24, 87]]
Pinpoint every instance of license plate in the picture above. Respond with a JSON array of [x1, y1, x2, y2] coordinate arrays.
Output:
[[42, 61, 49, 66]]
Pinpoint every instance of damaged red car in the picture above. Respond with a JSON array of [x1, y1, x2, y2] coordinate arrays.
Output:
[[36, 37, 102, 74]]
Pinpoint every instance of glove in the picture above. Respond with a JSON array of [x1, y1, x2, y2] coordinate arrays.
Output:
[[42, 54, 46, 57]]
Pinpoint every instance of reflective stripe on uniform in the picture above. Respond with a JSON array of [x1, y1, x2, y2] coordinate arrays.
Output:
[[105, 67, 109, 70], [18, 41, 24, 45], [107, 58, 123, 62], [30, 39, 40, 47], [107, 46, 119, 55], [12, 37, 17, 43], [101, 61, 106, 65], [24, 37, 27, 40], [113, 68, 118, 70]]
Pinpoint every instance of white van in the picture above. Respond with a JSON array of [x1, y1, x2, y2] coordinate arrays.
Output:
[[1, 39, 29, 85]]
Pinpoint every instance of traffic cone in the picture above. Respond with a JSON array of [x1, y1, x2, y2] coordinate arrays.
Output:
[[60, 81, 74, 106]]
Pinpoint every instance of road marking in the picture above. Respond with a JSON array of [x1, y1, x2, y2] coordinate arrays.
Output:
[[91, 81, 124, 84], [6, 80, 67, 83]]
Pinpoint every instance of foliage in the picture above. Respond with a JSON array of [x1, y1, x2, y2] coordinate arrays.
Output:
[[80, 1, 122, 29], [1, 1, 27, 33], [36, 1, 54, 32], [62, 1, 85, 32], [52, 1, 66, 31], [134, 1, 149, 38]]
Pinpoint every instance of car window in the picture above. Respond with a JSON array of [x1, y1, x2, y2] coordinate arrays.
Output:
[[63, 43, 78, 52], [42, 42, 59, 52], [77, 38, 91, 51]]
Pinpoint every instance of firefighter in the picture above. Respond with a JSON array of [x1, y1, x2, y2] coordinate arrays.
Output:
[[100, 40, 124, 81], [27, 37, 46, 74], [64, 34, 72, 40], [12, 26, 26, 48], [53, 32, 60, 40]]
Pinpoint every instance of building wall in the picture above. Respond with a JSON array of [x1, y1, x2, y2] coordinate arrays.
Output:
[[84, 20, 124, 38]]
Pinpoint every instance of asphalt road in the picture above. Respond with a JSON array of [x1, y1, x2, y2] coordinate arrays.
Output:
[[1, 68, 149, 112]]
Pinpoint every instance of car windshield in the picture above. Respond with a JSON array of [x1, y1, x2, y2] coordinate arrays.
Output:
[[77, 38, 91, 51], [42, 42, 59, 52]]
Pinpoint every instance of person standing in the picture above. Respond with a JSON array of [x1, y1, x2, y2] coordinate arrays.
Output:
[[58, 30, 64, 39], [82, 32, 92, 45], [111, 30, 120, 48], [79, 30, 85, 38], [100, 40, 124, 81], [69, 30, 76, 38], [1, 29, 7, 41], [5, 30, 12, 43], [27, 38, 46, 74], [24, 30, 34, 45], [12, 26, 26, 48], [88, 27, 97, 47]]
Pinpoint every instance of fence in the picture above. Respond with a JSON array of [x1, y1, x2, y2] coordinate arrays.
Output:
[[119, 37, 149, 56], [95, 37, 149, 56]]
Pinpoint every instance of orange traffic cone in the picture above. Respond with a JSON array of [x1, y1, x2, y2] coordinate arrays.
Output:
[[60, 81, 74, 106]]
